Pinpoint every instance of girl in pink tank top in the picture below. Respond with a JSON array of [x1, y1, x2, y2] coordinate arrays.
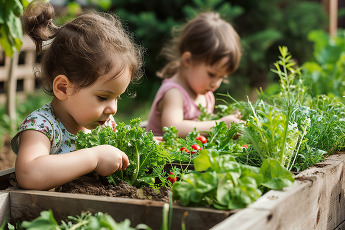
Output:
[[146, 12, 244, 137]]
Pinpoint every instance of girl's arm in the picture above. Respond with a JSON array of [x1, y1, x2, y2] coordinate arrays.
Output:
[[160, 88, 242, 137], [15, 130, 128, 190]]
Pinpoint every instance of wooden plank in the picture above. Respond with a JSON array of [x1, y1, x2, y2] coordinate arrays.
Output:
[[212, 152, 345, 230], [211, 208, 273, 230], [0, 167, 14, 177], [212, 180, 316, 230], [0, 168, 15, 190], [335, 219, 345, 230], [0, 192, 10, 225], [9, 189, 233, 230]]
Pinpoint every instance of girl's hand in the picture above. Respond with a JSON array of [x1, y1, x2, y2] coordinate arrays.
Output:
[[154, 136, 163, 143], [219, 114, 245, 127], [91, 145, 129, 176]]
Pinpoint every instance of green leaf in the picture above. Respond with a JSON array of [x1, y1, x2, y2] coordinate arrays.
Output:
[[260, 158, 294, 190], [7, 0, 23, 17], [0, 26, 15, 57], [193, 149, 212, 171], [195, 171, 217, 193], [21, 210, 60, 230]]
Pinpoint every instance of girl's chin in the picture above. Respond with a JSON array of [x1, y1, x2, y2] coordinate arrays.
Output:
[[83, 124, 100, 130]]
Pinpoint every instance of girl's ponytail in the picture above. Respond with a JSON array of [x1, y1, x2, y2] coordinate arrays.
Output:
[[22, 0, 60, 53]]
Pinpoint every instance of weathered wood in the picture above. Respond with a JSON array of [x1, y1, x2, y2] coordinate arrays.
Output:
[[9, 189, 233, 230], [335, 219, 345, 230], [0, 192, 9, 225], [0, 168, 15, 190], [212, 152, 345, 230]]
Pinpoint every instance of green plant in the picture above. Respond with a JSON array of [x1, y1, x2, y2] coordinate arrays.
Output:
[[172, 148, 293, 209], [213, 46, 345, 172], [240, 47, 306, 170], [7, 210, 151, 230], [0, 0, 30, 57], [302, 29, 345, 99], [76, 118, 171, 187]]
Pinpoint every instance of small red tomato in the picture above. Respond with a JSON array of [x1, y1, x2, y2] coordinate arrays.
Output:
[[191, 144, 201, 151], [168, 172, 177, 184], [242, 144, 248, 149], [195, 135, 207, 144], [180, 147, 190, 153]]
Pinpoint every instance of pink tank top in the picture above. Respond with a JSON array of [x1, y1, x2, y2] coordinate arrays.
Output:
[[146, 79, 215, 135]]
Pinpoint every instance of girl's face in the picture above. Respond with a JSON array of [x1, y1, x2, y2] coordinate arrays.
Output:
[[65, 66, 131, 131], [184, 56, 229, 95]]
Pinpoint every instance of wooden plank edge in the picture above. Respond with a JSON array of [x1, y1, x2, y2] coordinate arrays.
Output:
[[0, 192, 10, 226], [9, 189, 235, 230], [0, 168, 14, 177]]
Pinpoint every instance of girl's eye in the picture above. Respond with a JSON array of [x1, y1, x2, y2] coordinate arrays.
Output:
[[97, 96, 108, 101], [208, 72, 216, 78]]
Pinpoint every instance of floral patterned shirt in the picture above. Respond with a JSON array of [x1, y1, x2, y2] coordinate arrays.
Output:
[[11, 103, 116, 155]]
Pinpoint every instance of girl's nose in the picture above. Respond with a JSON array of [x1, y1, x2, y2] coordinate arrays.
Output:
[[211, 79, 222, 89], [104, 99, 117, 115]]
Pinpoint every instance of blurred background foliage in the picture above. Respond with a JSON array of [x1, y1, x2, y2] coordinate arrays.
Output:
[[3, 0, 342, 125], [71, 0, 330, 121]]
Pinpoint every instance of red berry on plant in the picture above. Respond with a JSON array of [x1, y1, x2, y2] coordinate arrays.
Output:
[[195, 135, 207, 144], [191, 144, 201, 151], [168, 172, 177, 184], [180, 147, 189, 153]]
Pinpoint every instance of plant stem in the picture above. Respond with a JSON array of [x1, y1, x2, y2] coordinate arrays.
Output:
[[131, 143, 140, 185]]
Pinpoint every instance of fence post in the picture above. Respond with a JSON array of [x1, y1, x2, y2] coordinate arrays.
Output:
[[6, 51, 18, 131], [323, 0, 338, 37]]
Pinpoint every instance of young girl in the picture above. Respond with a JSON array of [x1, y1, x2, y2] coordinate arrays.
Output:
[[146, 12, 244, 137], [10, 0, 143, 190]]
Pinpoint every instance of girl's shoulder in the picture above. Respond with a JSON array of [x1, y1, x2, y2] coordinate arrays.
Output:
[[11, 103, 72, 155], [20, 103, 59, 128], [159, 79, 188, 97]]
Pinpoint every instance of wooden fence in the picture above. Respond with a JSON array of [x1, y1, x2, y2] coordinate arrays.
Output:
[[0, 36, 38, 103]]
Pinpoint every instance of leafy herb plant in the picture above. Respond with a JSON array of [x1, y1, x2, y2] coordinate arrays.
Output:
[[76, 118, 171, 187]]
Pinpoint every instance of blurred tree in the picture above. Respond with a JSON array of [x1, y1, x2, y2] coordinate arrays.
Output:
[[105, 0, 328, 104], [228, 0, 327, 101]]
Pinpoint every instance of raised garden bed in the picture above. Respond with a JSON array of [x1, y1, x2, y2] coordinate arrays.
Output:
[[0, 168, 233, 230], [1, 152, 345, 229]]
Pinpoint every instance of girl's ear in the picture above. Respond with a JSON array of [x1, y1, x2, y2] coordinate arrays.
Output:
[[53, 75, 71, 100], [181, 51, 192, 67]]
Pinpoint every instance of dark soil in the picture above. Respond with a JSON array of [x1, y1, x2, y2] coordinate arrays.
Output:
[[0, 135, 15, 171], [56, 172, 171, 202]]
